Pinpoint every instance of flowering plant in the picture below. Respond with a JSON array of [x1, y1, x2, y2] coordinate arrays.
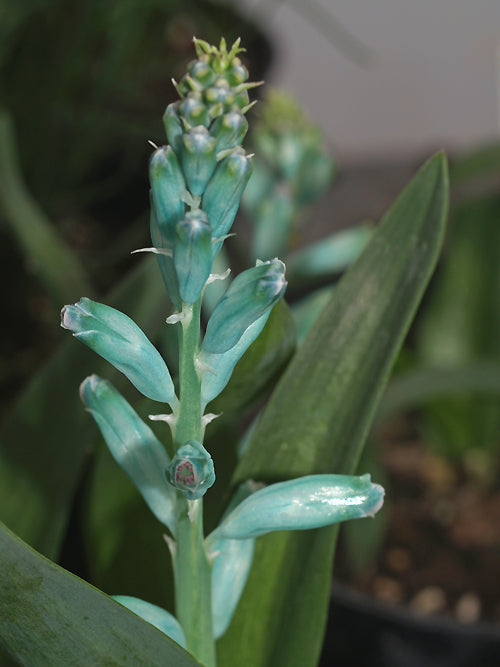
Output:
[[0, 37, 448, 667]]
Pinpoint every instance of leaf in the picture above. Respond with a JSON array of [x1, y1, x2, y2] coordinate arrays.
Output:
[[0, 521, 200, 667], [0, 257, 169, 559], [0, 109, 92, 307], [218, 153, 449, 667]]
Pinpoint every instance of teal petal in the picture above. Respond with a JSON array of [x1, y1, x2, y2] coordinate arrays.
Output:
[[162, 102, 183, 155], [149, 146, 186, 245], [174, 210, 213, 304], [214, 474, 385, 540], [80, 375, 177, 533], [150, 200, 181, 308], [202, 259, 286, 354], [166, 440, 215, 500], [202, 147, 252, 255], [113, 596, 186, 648], [209, 535, 255, 639], [178, 94, 210, 128], [200, 311, 270, 407], [181, 126, 217, 196], [209, 111, 249, 152], [61, 298, 177, 405]]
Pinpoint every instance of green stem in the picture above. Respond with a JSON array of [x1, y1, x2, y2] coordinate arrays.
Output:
[[173, 297, 215, 665], [173, 499, 215, 667], [175, 298, 203, 447]]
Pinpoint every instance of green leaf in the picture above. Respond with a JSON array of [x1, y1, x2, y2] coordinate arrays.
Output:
[[218, 153, 449, 667], [0, 521, 200, 666], [0, 109, 92, 307], [0, 257, 169, 560]]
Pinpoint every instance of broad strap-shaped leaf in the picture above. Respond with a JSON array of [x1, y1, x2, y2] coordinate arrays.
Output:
[[0, 522, 200, 666], [218, 153, 449, 667]]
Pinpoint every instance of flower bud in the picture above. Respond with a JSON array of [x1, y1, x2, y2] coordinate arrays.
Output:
[[214, 474, 385, 540], [113, 596, 186, 648], [174, 210, 213, 304], [181, 126, 217, 196], [167, 440, 215, 500], [202, 147, 252, 251], [80, 375, 176, 531], [178, 93, 209, 128], [61, 297, 177, 404], [162, 102, 183, 154], [149, 146, 186, 244], [187, 58, 216, 87], [202, 258, 287, 354], [149, 199, 181, 309], [209, 111, 249, 152]]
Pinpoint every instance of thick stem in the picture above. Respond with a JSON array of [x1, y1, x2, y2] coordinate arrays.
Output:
[[175, 299, 203, 447], [173, 298, 215, 665], [173, 499, 215, 667]]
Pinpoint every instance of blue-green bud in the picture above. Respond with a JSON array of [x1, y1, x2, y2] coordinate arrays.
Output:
[[150, 198, 181, 309], [209, 536, 255, 639], [202, 147, 252, 251], [167, 440, 215, 500], [226, 58, 249, 86], [178, 93, 209, 128], [202, 258, 287, 354], [61, 297, 177, 405], [149, 146, 186, 244], [214, 474, 385, 540], [181, 126, 217, 196], [174, 210, 213, 304], [80, 375, 177, 532], [162, 102, 183, 154], [187, 58, 216, 87], [113, 596, 186, 648], [200, 311, 270, 407], [205, 78, 236, 110], [209, 111, 249, 152]]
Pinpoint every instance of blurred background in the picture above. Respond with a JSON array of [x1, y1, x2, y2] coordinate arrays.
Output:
[[0, 1, 499, 660]]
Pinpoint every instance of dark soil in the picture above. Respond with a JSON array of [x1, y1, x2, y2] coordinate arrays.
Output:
[[335, 433, 500, 627]]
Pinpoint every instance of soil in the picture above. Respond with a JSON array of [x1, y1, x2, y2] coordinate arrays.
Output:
[[335, 428, 500, 627]]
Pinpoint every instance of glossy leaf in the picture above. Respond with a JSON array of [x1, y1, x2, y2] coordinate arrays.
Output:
[[218, 153, 449, 667], [0, 522, 199, 666]]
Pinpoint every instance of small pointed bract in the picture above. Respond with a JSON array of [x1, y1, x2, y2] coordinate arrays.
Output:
[[113, 596, 186, 648], [80, 375, 177, 533], [213, 474, 385, 540], [61, 297, 177, 405]]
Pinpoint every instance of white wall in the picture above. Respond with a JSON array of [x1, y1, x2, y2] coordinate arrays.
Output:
[[242, 0, 500, 162]]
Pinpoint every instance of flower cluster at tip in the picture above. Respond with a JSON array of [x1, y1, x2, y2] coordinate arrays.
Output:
[[148, 36, 262, 309]]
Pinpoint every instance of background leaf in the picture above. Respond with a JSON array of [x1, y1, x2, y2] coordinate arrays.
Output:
[[217, 153, 449, 667], [0, 521, 199, 667]]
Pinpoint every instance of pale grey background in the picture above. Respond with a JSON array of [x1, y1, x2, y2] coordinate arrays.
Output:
[[241, 0, 500, 163]]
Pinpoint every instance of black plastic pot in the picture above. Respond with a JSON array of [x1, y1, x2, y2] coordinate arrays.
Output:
[[320, 583, 500, 667]]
